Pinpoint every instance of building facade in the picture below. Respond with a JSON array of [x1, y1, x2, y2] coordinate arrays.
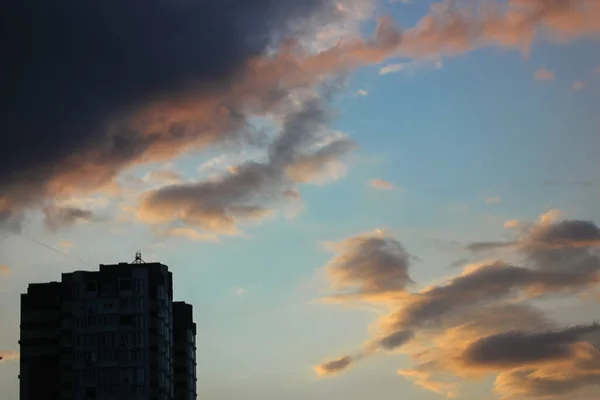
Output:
[[173, 302, 197, 400], [19, 259, 197, 400]]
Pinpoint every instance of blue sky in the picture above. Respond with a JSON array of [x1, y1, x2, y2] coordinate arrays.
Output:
[[2, 1, 600, 399]]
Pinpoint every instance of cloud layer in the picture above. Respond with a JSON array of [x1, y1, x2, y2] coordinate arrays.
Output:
[[137, 96, 355, 235], [0, 0, 345, 224], [3, 0, 600, 233], [315, 214, 600, 398]]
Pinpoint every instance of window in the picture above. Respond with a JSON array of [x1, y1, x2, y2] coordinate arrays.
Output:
[[120, 314, 133, 325], [136, 368, 145, 384], [123, 367, 133, 383]]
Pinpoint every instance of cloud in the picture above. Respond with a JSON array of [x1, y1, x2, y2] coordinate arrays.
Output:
[[0, 351, 19, 362], [495, 359, 600, 399], [377, 260, 599, 348], [535, 68, 555, 81], [315, 216, 600, 397], [468, 215, 600, 256], [504, 219, 521, 229], [43, 206, 96, 231], [56, 196, 110, 211], [466, 241, 513, 253], [284, 136, 355, 185], [155, 227, 220, 243], [379, 58, 442, 75], [379, 63, 406, 75], [461, 323, 600, 369], [484, 196, 500, 204], [138, 163, 283, 235], [379, 329, 414, 350], [369, 179, 395, 190], [321, 230, 414, 303], [314, 355, 353, 376], [137, 96, 354, 235], [145, 170, 184, 186], [0, 0, 347, 226], [59, 240, 75, 253], [0, 264, 9, 276], [356, 89, 368, 96], [540, 209, 563, 225], [572, 80, 585, 90], [4, 0, 600, 230]]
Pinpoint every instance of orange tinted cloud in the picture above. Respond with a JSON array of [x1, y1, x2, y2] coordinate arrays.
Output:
[[504, 219, 520, 229], [314, 355, 353, 376], [0, 264, 9, 276], [369, 179, 395, 190], [535, 68, 555, 81], [5, 0, 600, 228], [0, 351, 19, 361], [321, 230, 414, 303], [316, 216, 600, 397], [137, 98, 355, 235]]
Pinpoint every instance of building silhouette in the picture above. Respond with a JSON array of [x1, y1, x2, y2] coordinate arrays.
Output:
[[19, 254, 197, 400]]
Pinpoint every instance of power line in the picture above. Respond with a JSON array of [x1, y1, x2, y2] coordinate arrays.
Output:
[[15, 232, 94, 268]]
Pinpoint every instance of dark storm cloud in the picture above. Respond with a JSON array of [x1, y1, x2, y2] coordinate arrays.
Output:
[[0, 0, 336, 214], [462, 323, 600, 368]]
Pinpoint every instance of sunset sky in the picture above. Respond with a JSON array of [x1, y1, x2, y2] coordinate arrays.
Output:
[[2, 0, 600, 399]]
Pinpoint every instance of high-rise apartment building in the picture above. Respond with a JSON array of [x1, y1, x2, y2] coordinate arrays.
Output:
[[19, 255, 197, 400]]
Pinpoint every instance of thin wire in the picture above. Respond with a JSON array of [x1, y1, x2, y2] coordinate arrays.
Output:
[[16, 232, 94, 267]]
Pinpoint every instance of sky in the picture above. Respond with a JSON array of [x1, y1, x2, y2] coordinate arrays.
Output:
[[2, 0, 600, 399]]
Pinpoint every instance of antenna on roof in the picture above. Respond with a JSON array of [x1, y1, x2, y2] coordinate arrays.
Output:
[[132, 250, 145, 264]]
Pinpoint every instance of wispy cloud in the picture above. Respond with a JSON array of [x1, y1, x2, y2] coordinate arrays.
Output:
[[484, 197, 500, 204], [369, 179, 395, 191], [572, 80, 585, 90], [380, 58, 442, 76], [503, 219, 520, 229], [156, 227, 220, 243], [0, 351, 19, 361], [59, 240, 75, 253], [356, 89, 368, 96], [535, 68, 555, 81]]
